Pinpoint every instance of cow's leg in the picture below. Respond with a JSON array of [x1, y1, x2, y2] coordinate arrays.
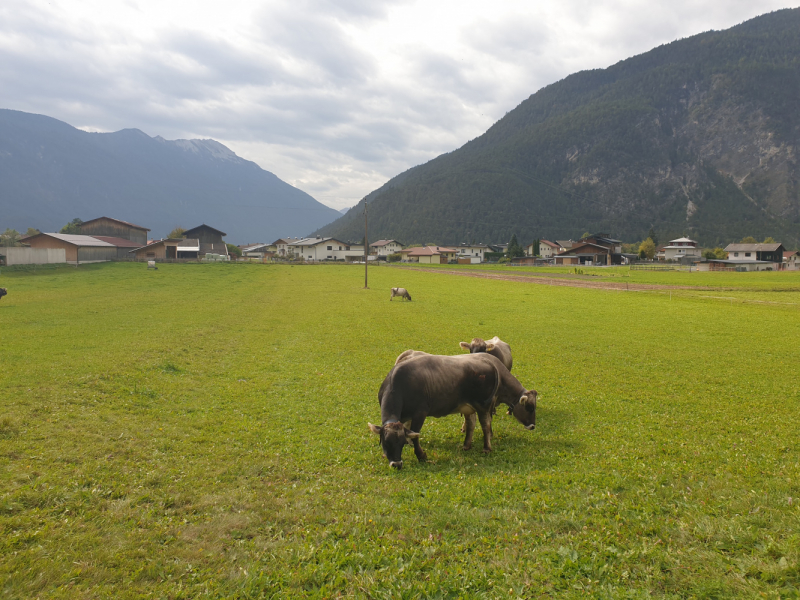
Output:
[[409, 415, 427, 462], [462, 413, 476, 450], [478, 410, 493, 453]]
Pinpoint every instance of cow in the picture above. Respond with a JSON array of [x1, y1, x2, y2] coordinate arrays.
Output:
[[459, 336, 512, 371], [390, 287, 412, 301], [458, 337, 513, 432], [0, 288, 6, 301], [369, 353, 537, 468]]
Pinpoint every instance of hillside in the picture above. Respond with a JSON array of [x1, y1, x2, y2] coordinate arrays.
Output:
[[0, 110, 340, 242], [316, 9, 800, 247]]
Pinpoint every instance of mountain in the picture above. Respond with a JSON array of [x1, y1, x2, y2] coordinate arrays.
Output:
[[316, 9, 800, 248], [0, 110, 340, 242]]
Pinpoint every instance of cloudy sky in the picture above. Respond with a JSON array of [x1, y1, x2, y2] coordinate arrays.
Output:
[[0, 0, 795, 209]]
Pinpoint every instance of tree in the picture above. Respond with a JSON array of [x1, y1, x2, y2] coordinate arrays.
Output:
[[763, 236, 776, 243], [647, 227, 659, 247], [24, 227, 40, 238], [507, 234, 524, 258], [741, 236, 757, 243], [168, 227, 186, 239], [226, 243, 242, 258], [638, 237, 656, 260], [703, 247, 728, 259], [532, 239, 540, 256], [60, 218, 83, 234], [581, 232, 591, 240], [1, 228, 21, 247]]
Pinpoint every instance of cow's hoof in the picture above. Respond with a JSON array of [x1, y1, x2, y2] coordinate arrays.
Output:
[[462, 443, 472, 451], [482, 448, 492, 454], [416, 454, 427, 462]]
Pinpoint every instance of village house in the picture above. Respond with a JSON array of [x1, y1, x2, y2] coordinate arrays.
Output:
[[272, 237, 301, 257], [705, 242, 786, 271], [525, 240, 560, 259], [784, 251, 799, 271], [659, 237, 702, 262], [554, 234, 624, 266], [399, 245, 458, 264], [240, 243, 276, 259], [555, 240, 574, 252], [288, 237, 365, 261], [370, 239, 405, 257], [456, 243, 489, 263]]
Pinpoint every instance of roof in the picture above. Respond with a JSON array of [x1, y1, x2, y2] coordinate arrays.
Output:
[[90, 236, 141, 248], [784, 251, 798, 258], [724, 243, 783, 252], [80, 216, 151, 232], [183, 224, 227, 237], [289, 237, 350, 247], [34, 233, 115, 247], [272, 237, 301, 245], [663, 245, 701, 250], [406, 246, 457, 256], [707, 259, 774, 264], [539, 240, 560, 249], [370, 239, 403, 247], [668, 237, 697, 244], [456, 242, 490, 248], [242, 243, 272, 252], [557, 242, 610, 255], [555, 240, 574, 249]]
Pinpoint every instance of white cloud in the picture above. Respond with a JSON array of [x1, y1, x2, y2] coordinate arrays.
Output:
[[0, 0, 795, 209]]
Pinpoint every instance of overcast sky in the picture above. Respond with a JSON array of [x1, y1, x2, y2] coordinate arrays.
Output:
[[0, 0, 795, 209]]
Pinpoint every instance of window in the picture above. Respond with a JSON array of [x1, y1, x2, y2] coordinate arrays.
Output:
[[338, 246, 342, 250], [327, 246, 332, 250], [734, 252, 739, 257], [745, 252, 751, 257]]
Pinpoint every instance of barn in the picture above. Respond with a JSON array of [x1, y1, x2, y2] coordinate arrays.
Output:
[[23, 233, 118, 264], [79, 217, 150, 246]]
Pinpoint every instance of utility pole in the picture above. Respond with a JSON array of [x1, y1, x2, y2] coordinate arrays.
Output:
[[363, 202, 369, 289]]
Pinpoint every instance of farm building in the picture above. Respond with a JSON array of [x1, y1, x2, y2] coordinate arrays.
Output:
[[525, 240, 559, 258], [272, 238, 301, 257], [240, 243, 276, 258], [370, 240, 405, 257], [80, 217, 150, 245], [182, 225, 229, 257], [90, 236, 142, 259], [129, 239, 200, 260], [23, 233, 118, 264], [0, 247, 66, 266], [555, 234, 625, 266]]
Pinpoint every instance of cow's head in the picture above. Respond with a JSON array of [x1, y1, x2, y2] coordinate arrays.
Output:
[[459, 337, 495, 354], [0, 288, 6, 299], [368, 421, 419, 469], [508, 390, 537, 430]]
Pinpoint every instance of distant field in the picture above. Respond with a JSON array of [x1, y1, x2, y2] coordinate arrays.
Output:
[[1, 262, 799, 598]]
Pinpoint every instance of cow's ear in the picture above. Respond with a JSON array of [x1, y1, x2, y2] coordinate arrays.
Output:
[[368, 423, 382, 435], [405, 429, 420, 441], [459, 341, 470, 350], [485, 343, 496, 352]]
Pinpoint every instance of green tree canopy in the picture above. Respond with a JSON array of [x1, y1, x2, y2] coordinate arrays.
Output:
[[226, 243, 242, 258], [60, 218, 83, 234], [507, 234, 525, 258], [168, 227, 186, 239], [741, 236, 757, 243], [24, 228, 40, 238], [763, 236, 776, 243], [1, 228, 21, 247], [648, 227, 659, 247]]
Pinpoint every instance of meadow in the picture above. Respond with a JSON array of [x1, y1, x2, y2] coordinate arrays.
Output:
[[1, 262, 799, 599]]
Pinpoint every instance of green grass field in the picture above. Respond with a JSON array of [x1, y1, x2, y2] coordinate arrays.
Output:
[[1, 262, 799, 598]]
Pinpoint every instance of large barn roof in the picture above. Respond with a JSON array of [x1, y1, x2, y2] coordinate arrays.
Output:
[[80, 217, 151, 231], [36, 233, 115, 247]]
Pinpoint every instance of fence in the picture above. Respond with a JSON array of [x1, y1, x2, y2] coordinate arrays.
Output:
[[629, 264, 694, 272]]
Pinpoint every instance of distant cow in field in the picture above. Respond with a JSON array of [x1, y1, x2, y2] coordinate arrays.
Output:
[[369, 352, 537, 468], [0, 288, 6, 300], [390, 287, 411, 301]]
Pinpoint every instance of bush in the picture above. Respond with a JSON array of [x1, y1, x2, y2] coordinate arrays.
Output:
[[498, 257, 511, 264], [387, 253, 401, 262]]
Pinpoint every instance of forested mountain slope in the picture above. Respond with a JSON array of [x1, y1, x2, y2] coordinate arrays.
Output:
[[317, 9, 800, 247], [0, 110, 340, 242]]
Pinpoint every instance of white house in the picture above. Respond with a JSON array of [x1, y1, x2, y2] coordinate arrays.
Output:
[[525, 240, 559, 258], [456, 243, 489, 263], [660, 237, 702, 261], [287, 237, 365, 261], [272, 237, 301, 257], [370, 239, 405, 257], [784, 251, 798, 270], [399, 246, 458, 264], [724, 243, 785, 263]]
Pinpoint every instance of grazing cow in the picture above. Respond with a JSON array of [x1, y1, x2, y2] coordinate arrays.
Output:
[[0, 288, 6, 300], [390, 287, 412, 301], [369, 353, 537, 468]]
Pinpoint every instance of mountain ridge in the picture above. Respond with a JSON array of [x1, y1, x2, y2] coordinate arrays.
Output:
[[315, 9, 800, 247], [0, 109, 340, 242]]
